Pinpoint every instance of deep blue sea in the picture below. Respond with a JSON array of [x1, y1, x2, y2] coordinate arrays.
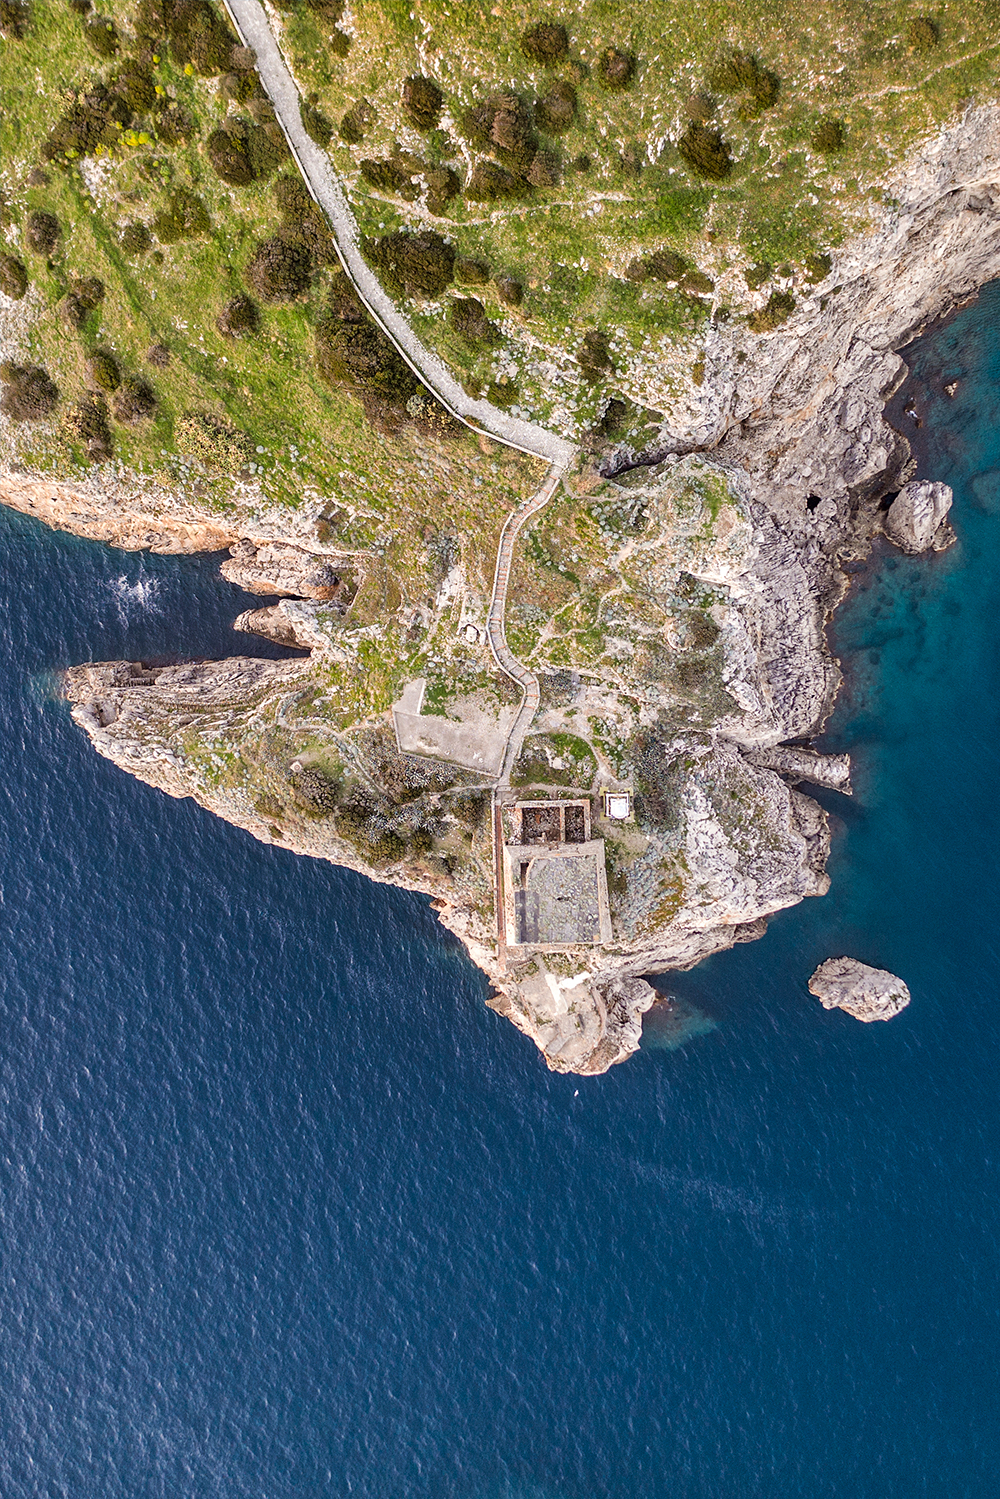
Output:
[[2, 290, 1000, 1499]]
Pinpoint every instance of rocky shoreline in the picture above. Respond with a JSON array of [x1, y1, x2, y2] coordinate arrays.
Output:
[[6, 106, 1000, 1073]]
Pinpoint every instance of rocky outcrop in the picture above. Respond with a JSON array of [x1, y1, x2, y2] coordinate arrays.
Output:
[[884, 480, 956, 553], [744, 744, 852, 794], [808, 957, 911, 1021], [221, 540, 355, 600]]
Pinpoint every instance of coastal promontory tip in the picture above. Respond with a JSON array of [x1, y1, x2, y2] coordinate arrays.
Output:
[[808, 957, 911, 1022]]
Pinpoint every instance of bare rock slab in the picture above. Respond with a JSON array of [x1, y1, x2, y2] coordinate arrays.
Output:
[[808, 956, 911, 1021], [884, 480, 955, 554]]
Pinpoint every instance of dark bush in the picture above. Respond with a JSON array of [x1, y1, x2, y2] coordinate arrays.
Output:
[[120, 221, 152, 255], [0, 0, 29, 38], [683, 268, 714, 295], [207, 118, 285, 185], [747, 290, 795, 332], [26, 210, 60, 256], [449, 296, 500, 345], [84, 14, 118, 56], [221, 70, 257, 104], [0, 254, 28, 299], [465, 160, 532, 202], [454, 256, 489, 285], [27, 167, 49, 186], [217, 292, 260, 337], [0, 362, 58, 421], [745, 260, 771, 289], [365, 229, 455, 299], [339, 98, 373, 143], [401, 75, 443, 131], [572, 152, 591, 172], [112, 375, 157, 423], [804, 251, 832, 282], [520, 22, 568, 65], [153, 190, 210, 242], [166, 0, 236, 76], [303, 0, 344, 21], [488, 377, 517, 409], [360, 158, 409, 193], [426, 166, 460, 216], [494, 273, 522, 307], [315, 308, 419, 404], [597, 47, 635, 91], [64, 392, 113, 459], [293, 766, 340, 813], [87, 351, 120, 390], [528, 151, 560, 187], [60, 293, 88, 329], [274, 174, 311, 220], [153, 98, 195, 145], [300, 98, 333, 147], [625, 257, 648, 282], [708, 51, 778, 112], [534, 79, 576, 134], [113, 60, 156, 112], [69, 0, 90, 12], [459, 91, 537, 175], [42, 82, 129, 163], [908, 16, 939, 50], [677, 122, 732, 180], [73, 276, 105, 309], [146, 342, 171, 367], [272, 176, 335, 266], [811, 117, 844, 153], [246, 232, 312, 300], [328, 28, 350, 57], [578, 329, 613, 381], [646, 248, 687, 281]]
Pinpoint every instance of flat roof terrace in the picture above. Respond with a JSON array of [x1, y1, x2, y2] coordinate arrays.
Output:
[[502, 800, 611, 949]]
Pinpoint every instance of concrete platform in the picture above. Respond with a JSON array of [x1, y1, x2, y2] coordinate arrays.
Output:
[[392, 678, 517, 777]]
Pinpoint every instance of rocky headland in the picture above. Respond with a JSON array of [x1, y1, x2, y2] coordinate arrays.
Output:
[[7, 104, 1000, 1073]]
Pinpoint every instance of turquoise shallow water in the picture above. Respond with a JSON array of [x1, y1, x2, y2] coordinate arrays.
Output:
[[1, 287, 999, 1497]]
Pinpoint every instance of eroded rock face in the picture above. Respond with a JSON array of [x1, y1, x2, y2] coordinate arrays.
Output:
[[221, 540, 354, 600], [808, 957, 911, 1021], [885, 480, 955, 553]]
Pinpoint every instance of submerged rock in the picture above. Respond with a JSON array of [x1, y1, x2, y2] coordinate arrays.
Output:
[[884, 480, 955, 554], [808, 956, 910, 1021]]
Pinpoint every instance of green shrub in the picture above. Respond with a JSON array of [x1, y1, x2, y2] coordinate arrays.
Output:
[[60, 293, 88, 329], [521, 22, 568, 65], [425, 166, 460, 216], [292, 766, 340, 812], [84, 14, 118, 57], [176, 410, 254, 470], [360, 158, 409, 193], [339, 99, 373, 143], [677, 123, 732, 180], [804, 251, 831, 282], [465, 160, 532, 202], [0, 363, 58, 421], [811, 118, 845, 153], [328, 28, 350, 57], [114, 61, 156, 113], [120, 221, 152, 255], [708, 51, 779, 113], [146, 342, 171, 367], [683, 268, 714, 295], [245, 232, 312, 300], [153, 190, 210, 242], [597, 47, 636, 91], [152, 98, 194, 145], [153, 0, 235, 77], [315, 307, 419, 404], [527, 150, 559, 187], [448, 296, 500, 345], [72, 276, 104, 309], [401, 75, 443, 131], [26, 209, 60, 255], [272, 177, 336, 266], [87, 351, 120, 390], [455, 256, 489, 285], [217, 293, 260, 337], [64, 391, 113, 459], [300, 98, 333, 147], [459, 91, 537, 175], [303, 0, 344, 20], [745, 260, 771, 289], [646, 248, 687, 281], [221, 70, 257, 105], [0, 254, 28, 299], [365, 229, 455, 299], [488, 377, 518, 408], [112, 375, 157, 423], [0, 0, 29, 39], [534, 80, 576, 134], [578, 329, 612, 381], [206, 118, 285, 186], [494, 272, 523, 307], [908, 16, 939, 50], [747, 289, 795, 332]]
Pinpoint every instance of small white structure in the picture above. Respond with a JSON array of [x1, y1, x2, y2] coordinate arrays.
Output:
[[604, 791, 632, 820]]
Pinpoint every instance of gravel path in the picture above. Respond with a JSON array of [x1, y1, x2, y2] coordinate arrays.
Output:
[[221, 0, 577, 470]]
